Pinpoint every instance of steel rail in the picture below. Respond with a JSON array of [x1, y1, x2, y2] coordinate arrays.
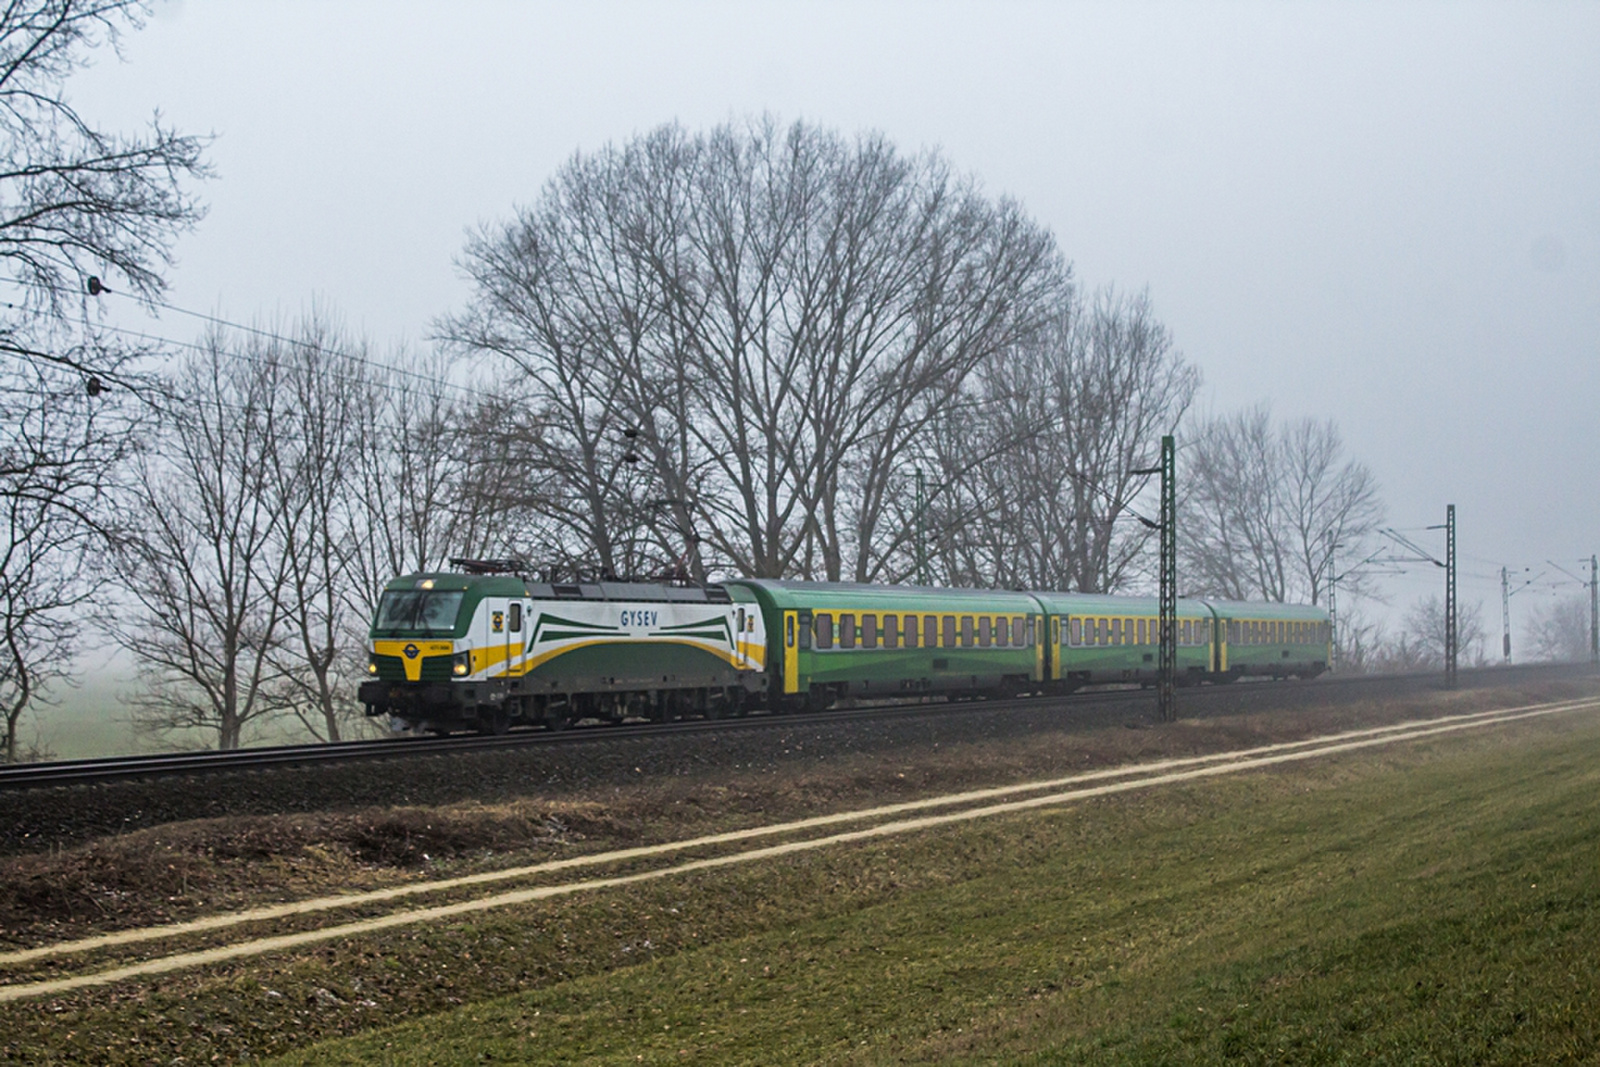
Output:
[[1, 661, 1589, 791]]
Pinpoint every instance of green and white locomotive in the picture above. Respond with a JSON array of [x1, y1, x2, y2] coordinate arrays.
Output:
[[360, 560, 765, 733], [360, 560, 1331, 733]]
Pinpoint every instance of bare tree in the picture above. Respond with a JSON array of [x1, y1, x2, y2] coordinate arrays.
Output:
[[256, 313, 379, 742], [0, 0, 206, 757], [1401, 594, 1488, 669], [115, 333, 287, 750], [444, 117, 1067, 583], [343, 347, 519, 612], [0, 369, 122, 759], [1526, 594, 1591, 663], [0, 0, 207, 379], [1183, 405, 1383, 603], [916, 286, 1198, 593]]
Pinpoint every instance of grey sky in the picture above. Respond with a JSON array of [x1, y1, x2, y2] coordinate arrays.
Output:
[[72, 1, 1600, 635]]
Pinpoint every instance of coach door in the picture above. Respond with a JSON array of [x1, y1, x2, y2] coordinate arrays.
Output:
[[782, 610, 800, 693]]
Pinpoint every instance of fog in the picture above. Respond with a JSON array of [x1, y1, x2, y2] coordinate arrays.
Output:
[[71, 0, 1600, 632]]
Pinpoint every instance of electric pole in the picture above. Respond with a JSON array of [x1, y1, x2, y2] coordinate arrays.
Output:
[[1591, 555, 1598, 666], [1158, 435, 1177, 722], [914, 468, 927, 586], [1445, 504, 1457, 689], [1325, 533, 1339, 672], [1501, 566, 1511, 665], [1133, 435, 1178, 722]]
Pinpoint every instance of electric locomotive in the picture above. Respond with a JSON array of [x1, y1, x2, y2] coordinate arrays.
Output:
[[359, 559, 765, 734]]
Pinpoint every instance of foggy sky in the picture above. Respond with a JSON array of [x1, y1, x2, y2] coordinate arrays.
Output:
[[70, 1, 1600, 639]]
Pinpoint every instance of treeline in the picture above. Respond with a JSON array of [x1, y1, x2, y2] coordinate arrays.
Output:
[[0, 4, 1420, 757]]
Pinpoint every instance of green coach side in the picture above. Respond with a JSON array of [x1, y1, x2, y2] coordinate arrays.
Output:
[[726, 580, 1046, 708], [1202, 599, 1330, 679], [1031, 592, 1220, 686]]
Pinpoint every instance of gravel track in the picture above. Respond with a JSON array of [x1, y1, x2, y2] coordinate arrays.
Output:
[[1, 663, 1590, 857]]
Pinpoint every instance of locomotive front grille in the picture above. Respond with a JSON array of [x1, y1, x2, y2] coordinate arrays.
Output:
[[418, 655, 455, 681], [373, 653, 457, 682], [372, 654, 407, 681]]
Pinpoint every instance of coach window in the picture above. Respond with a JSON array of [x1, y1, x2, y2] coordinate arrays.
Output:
[[978, 617, 992, 647], [785, 615, 795, 648], [884, 614, 899, 649], [1135, 617, 1145, 645], [1178, 619, 1189, 645], [996, 617, 1010, 647], [798, 612, 812, 649], [840, 614, 856, 649], [1109, 618, 1121, 646], [1013, 617, 1027, 646], [814, 613, 832, 650], [938, 615, 952, 648], [1069, 617, 1081, 646], [925, 615, 938, 648], [509, 603, 523, 632], [960, 616, 974, 647], [862, 614, 877, 650], [1099, 618, 1110, 646]]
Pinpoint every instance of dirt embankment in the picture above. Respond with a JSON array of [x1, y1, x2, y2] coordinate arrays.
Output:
[[3, 675, 1595, 950]]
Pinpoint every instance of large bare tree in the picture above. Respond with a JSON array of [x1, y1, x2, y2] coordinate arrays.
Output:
[[443, 117, 1067, 582], [115, 333, 287, 750], [927, 286, 1198, 593], [0, 0, 206, 757]]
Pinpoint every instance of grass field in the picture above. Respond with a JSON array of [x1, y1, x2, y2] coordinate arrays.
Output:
[[6, 701, 1598, 1063], [241, 709, 1600, 1064]]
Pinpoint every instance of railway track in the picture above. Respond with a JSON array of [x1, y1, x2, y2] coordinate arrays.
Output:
[[1, 662, 1589, 791]]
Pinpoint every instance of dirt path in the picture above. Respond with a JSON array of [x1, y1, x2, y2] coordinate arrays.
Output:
[[3, 695, 1594, 1005]]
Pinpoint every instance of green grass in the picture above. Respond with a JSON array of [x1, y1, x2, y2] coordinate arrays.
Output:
[[7, 710, 1599, 1063], [258, 714, 1600, 1065]]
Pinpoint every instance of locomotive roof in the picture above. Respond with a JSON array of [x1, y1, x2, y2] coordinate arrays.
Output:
[[385, 572, 732, 603]]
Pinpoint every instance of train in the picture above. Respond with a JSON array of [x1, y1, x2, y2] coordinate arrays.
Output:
[[358, 560, 1331, 734]]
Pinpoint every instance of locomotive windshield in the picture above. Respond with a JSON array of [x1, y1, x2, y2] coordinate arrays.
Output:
[[373, 590, 466, 635]]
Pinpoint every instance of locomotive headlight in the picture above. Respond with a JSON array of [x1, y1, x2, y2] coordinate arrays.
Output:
[[366, 657, 378, 676], [452, 651, 471, 677]]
